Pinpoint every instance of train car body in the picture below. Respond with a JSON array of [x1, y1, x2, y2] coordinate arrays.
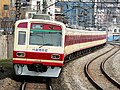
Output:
[[13, 19, 106, 77], [64, 28, 106, 56]]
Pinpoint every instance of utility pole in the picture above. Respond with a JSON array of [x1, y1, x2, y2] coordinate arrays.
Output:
[[42, 0, 47, 14], [15, 0, 21, 21], [76, 6, 79, 27]]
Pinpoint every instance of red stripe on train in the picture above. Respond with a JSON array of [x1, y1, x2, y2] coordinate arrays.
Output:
[[65, 35, 106, 46], [13, 51, 64, 61]]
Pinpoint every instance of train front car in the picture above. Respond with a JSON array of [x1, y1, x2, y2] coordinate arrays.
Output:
[[13, 19, 66, 77]]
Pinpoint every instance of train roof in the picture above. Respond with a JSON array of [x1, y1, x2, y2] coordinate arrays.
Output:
[[15, 19, 66, 28], [66, 27, 106, 34]]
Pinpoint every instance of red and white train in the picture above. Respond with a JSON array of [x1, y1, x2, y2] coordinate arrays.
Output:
[[13, 17, 106, 77]]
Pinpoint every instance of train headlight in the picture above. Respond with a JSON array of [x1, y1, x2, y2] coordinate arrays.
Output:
[[16, 52, 25, 57], [51, 54, 60, 60]]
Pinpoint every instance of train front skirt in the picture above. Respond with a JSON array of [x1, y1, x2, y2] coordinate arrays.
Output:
[[14, 64, 61, 77]]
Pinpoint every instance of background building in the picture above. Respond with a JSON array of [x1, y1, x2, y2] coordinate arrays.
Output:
[[25, 0, 55, 20], [94, 0, 120, 29], [56, 1, 95, 27], [0, 0, 16, 19], [0, 0, 16, 33]]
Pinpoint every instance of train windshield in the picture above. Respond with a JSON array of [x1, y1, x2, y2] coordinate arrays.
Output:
[[29, 25, 62, 46]]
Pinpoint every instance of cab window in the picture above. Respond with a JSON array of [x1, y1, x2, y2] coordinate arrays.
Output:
[[18, 31, 26, 45]]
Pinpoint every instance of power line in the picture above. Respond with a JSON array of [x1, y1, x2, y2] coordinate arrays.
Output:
[[81, 1, 120, 3], [42, 0, 60, 13]]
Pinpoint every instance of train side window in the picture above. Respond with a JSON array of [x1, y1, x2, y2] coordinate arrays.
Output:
[[18, 31, 26, 45], [119, 29, 120, 32], [114, 29, 117, 32]]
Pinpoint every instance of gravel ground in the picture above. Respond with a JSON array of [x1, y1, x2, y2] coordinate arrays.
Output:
[[0, 78, 20, 90], [0, 61, 20, 90]]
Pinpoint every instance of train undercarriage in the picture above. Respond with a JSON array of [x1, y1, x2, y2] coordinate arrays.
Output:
[[13, 64, 61, 77], [65, 43, 106, 61]]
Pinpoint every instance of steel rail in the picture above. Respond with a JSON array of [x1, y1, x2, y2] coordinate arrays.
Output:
[[46, 78, 53, 90], [19, 80, 27, 90]]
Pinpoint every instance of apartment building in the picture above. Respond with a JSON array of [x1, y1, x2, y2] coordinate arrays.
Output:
[[0, 0, 15, 19]]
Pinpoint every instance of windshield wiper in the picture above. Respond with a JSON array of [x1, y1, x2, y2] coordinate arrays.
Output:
[[44, 43, 53, 46], [39, 45, 44, 48], [38, 43, 53, 48]]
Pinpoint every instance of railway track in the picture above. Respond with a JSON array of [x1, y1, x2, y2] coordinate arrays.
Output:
[[19, 78, 52, 90], [84, 45, 120, 89]]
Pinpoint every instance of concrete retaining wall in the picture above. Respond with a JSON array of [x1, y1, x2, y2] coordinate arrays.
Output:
[[0, 35, 13, 59]]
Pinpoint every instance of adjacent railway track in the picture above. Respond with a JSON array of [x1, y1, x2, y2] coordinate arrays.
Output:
[[85, 45, 120, 89], [19, 78, 52, 90], [101, 56, 120, 89]]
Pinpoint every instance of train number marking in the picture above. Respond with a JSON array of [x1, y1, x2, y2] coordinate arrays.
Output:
[[32, 48, 48, 52]]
